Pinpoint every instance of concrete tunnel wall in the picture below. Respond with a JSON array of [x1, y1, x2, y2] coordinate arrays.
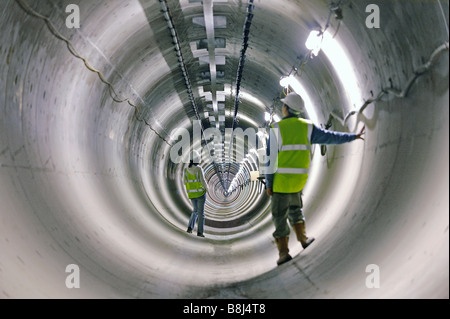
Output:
[[0, 0, 448, 298]]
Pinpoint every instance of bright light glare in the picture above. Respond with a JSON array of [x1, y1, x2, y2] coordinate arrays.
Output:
[[305, 30, 323, 56], [239, 91, 266, 110], [321, 30, 363, 110], [279, 76, 291, 88], [279, 30, 363, 127], [264, 112, 270, 121]]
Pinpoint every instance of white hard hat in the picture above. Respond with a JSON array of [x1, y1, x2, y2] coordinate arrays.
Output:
[[280, 92, 305, 113]]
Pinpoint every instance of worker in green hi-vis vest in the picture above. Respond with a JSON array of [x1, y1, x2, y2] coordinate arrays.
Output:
[[265, 92, 365, 266], [184, 151, 209, 238]]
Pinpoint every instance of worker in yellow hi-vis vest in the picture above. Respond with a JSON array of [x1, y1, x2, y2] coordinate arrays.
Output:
[[184, 151, 208, 237], [265, 92, 365, 265]]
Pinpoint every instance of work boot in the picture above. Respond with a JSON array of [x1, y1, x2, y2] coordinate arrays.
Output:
[[275, 237, 292, 265], [186, 227, 193, 233], [293, 222, 315, 249]]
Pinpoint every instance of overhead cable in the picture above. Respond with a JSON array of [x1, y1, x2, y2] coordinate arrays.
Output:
[[225, 0, 255, 190], [331, 42, 449, 127], [159, 0, 227, 190]]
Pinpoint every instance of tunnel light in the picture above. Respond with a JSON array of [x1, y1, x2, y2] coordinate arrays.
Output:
[[305, 30, 323, 56], [279, 30, 363, 125], [279, 75, 294, 88], [264, 112, 270, 121]]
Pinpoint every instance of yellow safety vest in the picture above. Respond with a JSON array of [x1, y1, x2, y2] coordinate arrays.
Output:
[[184, 169, 206, 199], [271, 117, 313, 193]]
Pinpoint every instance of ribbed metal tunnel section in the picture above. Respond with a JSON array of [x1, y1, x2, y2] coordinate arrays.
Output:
[[0, 0, 448, 298]]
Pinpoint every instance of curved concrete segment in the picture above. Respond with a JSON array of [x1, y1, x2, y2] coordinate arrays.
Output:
[[0, 0, 448, 298]]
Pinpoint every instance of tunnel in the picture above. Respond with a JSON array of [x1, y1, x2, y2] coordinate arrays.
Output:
[[0, 0, 448, 299]]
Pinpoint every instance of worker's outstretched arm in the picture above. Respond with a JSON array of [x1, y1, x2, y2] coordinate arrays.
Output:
[[310, 125, 365, 145]]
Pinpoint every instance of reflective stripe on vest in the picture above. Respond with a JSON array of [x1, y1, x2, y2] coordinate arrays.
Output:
[[271, 117, 313, 193], [184, 169, 206, 199], [280, 144, 311, 151], [276, 168, 309, 174], [187, 188, 204, 193]]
